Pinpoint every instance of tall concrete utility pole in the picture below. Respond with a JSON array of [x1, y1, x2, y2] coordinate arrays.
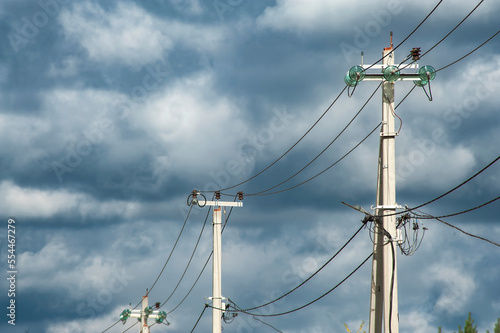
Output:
[[207, 198, 242, 333], [190, 191, 243, 333], [344, 33, 436, 333], [374, 41, 399, 333]]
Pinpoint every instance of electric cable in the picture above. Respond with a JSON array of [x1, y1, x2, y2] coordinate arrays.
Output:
[[388, 241, 396, 333], [247, 122, 382, 197], [146, 204, 193, 296], [101, 205, 194, 332], [199, 86, 348, 193], [384, 92, 403, 135], [228, 300, 284, 332], [421, 0, 484, 59], [229, 223, 365, 312], [215, 252, 373, 317], [247, 52, 421, 198], [406, 154, 500, 211], [375, 154, 500, 218], [121, 321, 138, 333], [417, 194, 500, 220], [362, 0, 444, 72], [396, 212, 427, 256], [398, 0, 485, 73], [168, 251, 211, 314], [190, 305, 208, 333], [159, 204, 212, 307], [413, 210, 500, 248], [436, 29, 500, 73], [247, 82, 382, 196]]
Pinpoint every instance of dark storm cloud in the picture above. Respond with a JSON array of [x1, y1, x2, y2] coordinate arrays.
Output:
[[1, 1, 500, 333]]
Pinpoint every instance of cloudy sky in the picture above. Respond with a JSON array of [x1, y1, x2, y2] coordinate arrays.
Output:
[[1, 0, 500, 332]]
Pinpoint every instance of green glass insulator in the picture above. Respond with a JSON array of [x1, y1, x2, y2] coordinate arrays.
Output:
[[383, 65, 400, 82], [144, 306, 153, 315], [348, 65, 365, 82], [414, 80, 428, 87], [344, 72, 357, 87], [119, 309, 131, 321], [156, 311, 167, 324], [418, 65, 436, 81]]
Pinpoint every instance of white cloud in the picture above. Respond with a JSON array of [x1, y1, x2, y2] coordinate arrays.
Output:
[[400, 310, 437, 333], [127, 71, 251, 183], [257, 0, 499, 34], [169, 0, 204, 16], [396, 134, 476, 190], [257, 0, 405, 33], [428, 264, 475, 315], [59, 1, 225, 67], [0, 180, 139, 219], [59, 2, 169, 67]]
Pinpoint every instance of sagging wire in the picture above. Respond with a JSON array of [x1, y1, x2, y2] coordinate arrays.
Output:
[[225, 300, 283, 332], [384, 92, 403, 135], [395, 210, 428, 256], [190, 305, 208, 333], [361, 0, 444, 73], [207, 252, 373, 318], [248, 82, 382, 196], [411, 209, 500, 248], [222, 303, 238, 324], [421, 74, 434, 101], [347, 75, 361, 97]]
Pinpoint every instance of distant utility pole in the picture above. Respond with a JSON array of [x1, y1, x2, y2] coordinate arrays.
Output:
[[190, 190, 243, 333], [344, 33, 436, 333], [118, 294, 168, 332]]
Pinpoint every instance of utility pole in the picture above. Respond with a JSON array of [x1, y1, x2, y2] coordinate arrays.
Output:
[[344, 33, 436, 333], [118, 294, 168, 332], [189, 190, 243, 333]]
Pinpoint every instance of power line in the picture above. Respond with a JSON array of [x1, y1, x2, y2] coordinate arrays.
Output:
[[146, 204, 193, 296], [230, 223, 365, 312], [101, 206, 194, 332], [201, 85, 347, 193], [413, 211, 500, 248], [219, 0, 446, 196], [436, 29, 500, 73], [121, 320, 138, 333], [420, 0, 484, 59], [247, 70, 422, 198], [190, 305, 208, 333], [418, 194, 500, 220], [375, 154, 500, 218], [247, 82, 382, 196], [159, 205, 212, 308], [398, 0, 485, 72], [166, 198, 237, 314], [218, 252, 373, 317], [248, 122, 381, 197], [362, 0, 444, 72]]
